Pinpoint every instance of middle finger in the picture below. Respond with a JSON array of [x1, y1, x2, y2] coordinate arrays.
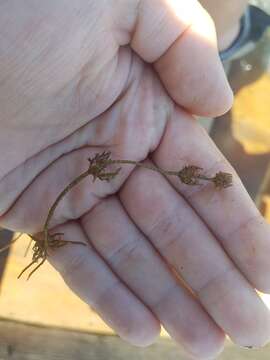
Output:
[[119, 160, 270, 348]]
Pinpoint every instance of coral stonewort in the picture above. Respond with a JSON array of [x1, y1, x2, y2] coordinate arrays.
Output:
[[0, 151, 233, 279]]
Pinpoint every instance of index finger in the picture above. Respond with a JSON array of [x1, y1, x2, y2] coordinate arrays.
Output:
[[151, 107, 270, 294]]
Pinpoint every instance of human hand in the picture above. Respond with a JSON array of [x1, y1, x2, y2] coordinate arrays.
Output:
[[1, 1, 270, 359]]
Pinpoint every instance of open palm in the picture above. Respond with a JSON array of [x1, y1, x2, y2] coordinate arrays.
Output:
[[1, 1, 270, 359]]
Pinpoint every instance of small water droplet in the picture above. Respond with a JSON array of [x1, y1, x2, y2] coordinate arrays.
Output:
[[240, 60, 253, 71]]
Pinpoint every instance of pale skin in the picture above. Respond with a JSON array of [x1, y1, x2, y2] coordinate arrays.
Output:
[[1, 1, 270, 359]]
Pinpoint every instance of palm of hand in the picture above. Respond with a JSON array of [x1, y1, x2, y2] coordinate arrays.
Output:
[[1, 2, 270, 358]]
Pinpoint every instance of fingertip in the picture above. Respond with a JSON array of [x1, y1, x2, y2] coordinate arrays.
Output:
[[181, 325, 226, 360], [155, 35, 234, 118], [119, 319, 161, 347], [197, 71, 234, 118], [152, 0, 234, 118], [230, 310, 270, 350]]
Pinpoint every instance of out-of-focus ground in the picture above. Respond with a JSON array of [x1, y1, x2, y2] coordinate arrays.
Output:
[[0, 1, 270, 359], [211, 0, 270, 219]]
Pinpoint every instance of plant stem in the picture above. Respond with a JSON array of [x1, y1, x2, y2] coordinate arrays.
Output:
[[14, 151, 232, 279], [107, 159, 178, 176], [43, 168, 92, 252]]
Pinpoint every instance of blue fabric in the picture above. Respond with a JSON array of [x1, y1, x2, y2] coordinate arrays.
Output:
[[219, 5, 270, 62]]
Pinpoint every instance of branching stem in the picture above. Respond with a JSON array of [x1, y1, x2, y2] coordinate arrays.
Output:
[[1, 151, 232, 279]]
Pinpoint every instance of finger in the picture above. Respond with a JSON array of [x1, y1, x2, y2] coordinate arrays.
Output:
[[47, 220, 160, 347], [116, 0, 233, 116], [151, 107, 270, 294], [80, 195, 225, 359], [119, 160, 270, 348]]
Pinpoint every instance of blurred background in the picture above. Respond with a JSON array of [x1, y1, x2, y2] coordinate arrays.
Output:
[[0, 1, 270, 359]]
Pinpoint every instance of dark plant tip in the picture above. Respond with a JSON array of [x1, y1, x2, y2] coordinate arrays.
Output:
[[212, 171, 233, 189], [178, 165, 202, 185]]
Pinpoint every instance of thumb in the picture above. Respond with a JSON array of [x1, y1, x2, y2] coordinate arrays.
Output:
[[117, 0, 233, 117]]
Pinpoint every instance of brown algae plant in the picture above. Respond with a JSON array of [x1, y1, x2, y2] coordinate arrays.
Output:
[[0, 151, 233, 279]]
